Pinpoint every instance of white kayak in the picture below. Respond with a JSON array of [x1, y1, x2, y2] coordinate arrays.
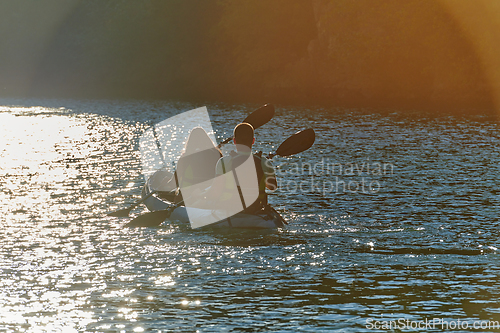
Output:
[[142, 170, 286, 229]]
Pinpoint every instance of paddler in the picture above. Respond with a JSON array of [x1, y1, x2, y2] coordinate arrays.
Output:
[[191, 122, 277, 213], [159, 127, 222, 203]]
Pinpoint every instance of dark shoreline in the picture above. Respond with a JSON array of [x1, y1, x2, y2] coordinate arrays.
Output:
[[1, 1, 498, 119]]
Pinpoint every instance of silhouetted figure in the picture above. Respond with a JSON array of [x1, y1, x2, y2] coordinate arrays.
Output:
[[193, 122, 277, 214], [160, 127, 222, 203]]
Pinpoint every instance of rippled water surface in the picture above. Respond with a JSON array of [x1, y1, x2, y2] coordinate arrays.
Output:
[[0, 98, 499, 332]]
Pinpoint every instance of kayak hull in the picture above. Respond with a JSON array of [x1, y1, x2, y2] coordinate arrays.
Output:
[[142, 171, 285, 229]]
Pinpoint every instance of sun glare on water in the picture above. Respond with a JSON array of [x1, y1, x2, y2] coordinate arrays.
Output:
[[0, 106, 106, 331], [0, 107, 89, 224]]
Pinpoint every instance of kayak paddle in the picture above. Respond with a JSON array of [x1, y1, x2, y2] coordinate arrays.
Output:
[[124, 128, 316, 227], [107, 190, 160, 218], [124, 201, 183, 227], [108, 104, 275, 218], [268, 128, 315, 158]]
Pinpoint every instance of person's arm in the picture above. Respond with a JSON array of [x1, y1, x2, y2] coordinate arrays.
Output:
[[262, 158, 278, 191], [266, 177, 277, 191], [202, 160, 223, 197]]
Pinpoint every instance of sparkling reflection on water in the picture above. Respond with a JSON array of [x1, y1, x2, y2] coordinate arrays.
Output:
[[0, 99, 499, 332]]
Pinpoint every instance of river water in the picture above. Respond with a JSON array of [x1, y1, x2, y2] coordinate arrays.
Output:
[[0, 98, 498, 332]]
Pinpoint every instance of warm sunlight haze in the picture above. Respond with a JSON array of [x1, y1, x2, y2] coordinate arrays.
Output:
[[0, 1, 499, 331]]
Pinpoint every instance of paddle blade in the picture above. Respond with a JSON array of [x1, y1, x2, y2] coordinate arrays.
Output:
[[275, 128, 315, 157], [125, 209, 172, 227], [107, 208, 132, 218], [243, 104, 275, 130]]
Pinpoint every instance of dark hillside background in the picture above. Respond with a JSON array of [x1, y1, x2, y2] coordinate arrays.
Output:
[[1, 0, 499, 115]]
